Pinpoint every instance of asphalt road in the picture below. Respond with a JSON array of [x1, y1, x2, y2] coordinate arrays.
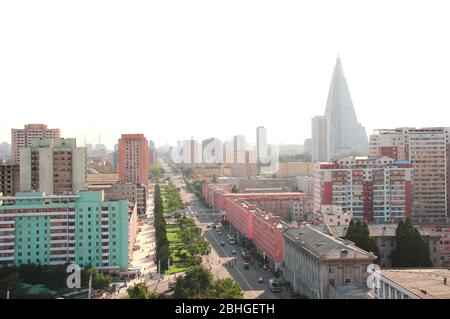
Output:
[[163, 163, 286, 299]]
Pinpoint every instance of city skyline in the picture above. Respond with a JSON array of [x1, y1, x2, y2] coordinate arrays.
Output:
[[2, 1, 450, 148]]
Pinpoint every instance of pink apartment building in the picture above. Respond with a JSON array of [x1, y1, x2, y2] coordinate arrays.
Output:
[[11, 124, 60, 163], [223, 198, 285, 266], [202, 182, 308, 219]]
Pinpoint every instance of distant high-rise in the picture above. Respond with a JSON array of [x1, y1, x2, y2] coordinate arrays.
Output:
[[233, 135, 246, 164], [323, 57, 368, 158], [19, 138, 87, 195], [11, 124, 60, 163], [148, 140, 158, 165], [370, 127, 450, 218], [256, 126, 268, 164], [182, 138, 202, 164], [311, 116, 328, 162], [118, 134, 149, 189]]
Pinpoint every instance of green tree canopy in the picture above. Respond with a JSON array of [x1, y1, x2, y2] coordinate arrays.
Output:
[[391, 219, 432, 267], [344, 220, 379, 257]]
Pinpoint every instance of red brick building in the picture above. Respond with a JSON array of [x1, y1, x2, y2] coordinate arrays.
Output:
[[118, 134, 149, 189]]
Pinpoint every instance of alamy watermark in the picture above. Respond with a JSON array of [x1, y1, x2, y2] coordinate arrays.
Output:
[[169, 135, 280, 174], [66, 263, 81, 289], [366, 263, 381, 291]]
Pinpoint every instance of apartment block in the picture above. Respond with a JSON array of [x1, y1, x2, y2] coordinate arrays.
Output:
[[223, 199, 285, 267], [0, 163, 20, 196], [370, 127, 450, 218], [289, 197, 314, 222], [11, 124, 60, 163], [314, 156, 413, 223], [118, 134, 149, 190], [106, 182, 147, 215], [19, 138, 87, 195], [0, 191, 130, 271], [275, 162, 315, 178]]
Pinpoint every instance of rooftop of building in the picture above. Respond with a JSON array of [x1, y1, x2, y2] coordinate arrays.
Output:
[[86, 173, 119, 185], [313, 223, 439, 238], [0, 191, 127, 207], [284, 224, 376, 261], [224, 192, 306, 197], [234, 199, 285, 229], [380, 268, 450, 299]]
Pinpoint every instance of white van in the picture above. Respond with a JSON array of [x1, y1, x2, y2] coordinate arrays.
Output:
[[268, 279, 280, 292]]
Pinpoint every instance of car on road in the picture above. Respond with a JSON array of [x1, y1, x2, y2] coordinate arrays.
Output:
[[258, 277, 264, 283], [268, 279, 280, 292], [218, 231, 222, 236], [243, 262, 250, 270], [212, 225, 217, 229], [220, 241, 225, 246], [231, 249, 236, 255], [206, 224, 211, 228]]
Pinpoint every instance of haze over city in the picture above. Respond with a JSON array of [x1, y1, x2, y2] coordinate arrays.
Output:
[[2, 1, 450, 148]]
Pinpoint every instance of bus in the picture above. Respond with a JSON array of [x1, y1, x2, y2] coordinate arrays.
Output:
[[227, 233, 236, 245]]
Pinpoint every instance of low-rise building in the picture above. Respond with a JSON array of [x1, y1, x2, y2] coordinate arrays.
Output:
[[313, 205, 352, 226], [275, 162, 314, 178], [413, 217, 450, 267], [283, 224, 377, 299], [372, 268, 450, 299], [315, 224, 442, 268], [289, 197, 314, 222]]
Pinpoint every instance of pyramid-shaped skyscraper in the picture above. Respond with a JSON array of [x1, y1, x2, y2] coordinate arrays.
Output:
[[324, 56, 368, 158]]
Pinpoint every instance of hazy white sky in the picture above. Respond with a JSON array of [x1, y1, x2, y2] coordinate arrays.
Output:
[[1, 1, 450, 149]]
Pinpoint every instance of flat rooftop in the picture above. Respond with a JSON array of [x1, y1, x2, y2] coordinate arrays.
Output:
[[380, 269, 450, 299]]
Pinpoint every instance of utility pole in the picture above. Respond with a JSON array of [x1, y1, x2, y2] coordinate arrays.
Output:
[[6, 290, 10, 299], [88, 273, 93, 299]]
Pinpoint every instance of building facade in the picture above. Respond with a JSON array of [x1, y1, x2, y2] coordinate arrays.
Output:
[[313, 205, 352, 226], [0, 191, 130, 271], [311, 116, 328, 162], [314, 156, 413, 223], [275, 162, 315, 178], [105, 182, 147, 215], [118, 134, 149, 190], [370, 127, 450, 218], [11, 124, 60, 164], [19, 138, 87, 195], [0, 163, 20, 196], [223, 199, 285, 267], [283, 225, 376, 299]]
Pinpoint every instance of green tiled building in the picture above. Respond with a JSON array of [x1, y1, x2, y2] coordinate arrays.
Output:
[[0, 191, 129, 271]]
